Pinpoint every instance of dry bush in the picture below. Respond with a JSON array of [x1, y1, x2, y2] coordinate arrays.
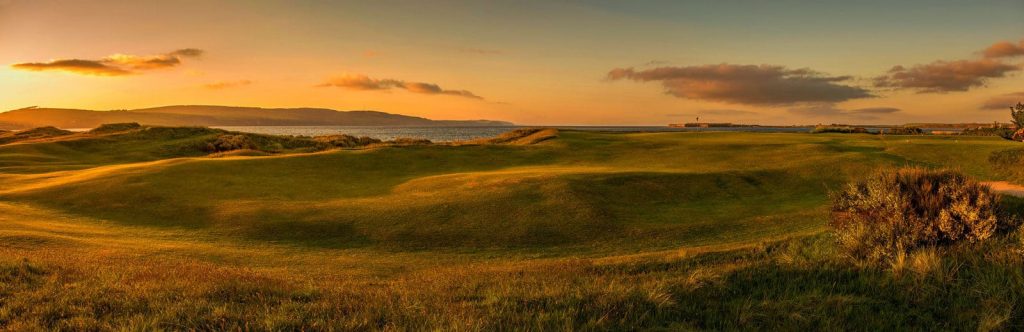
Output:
[[811, 125, 870, 134], [830, 168, 1016, 263], [388, 138, 433, 145], [206, 134, 257, 152], [884, 127, 924, 135], [314, 134, 381, 148]]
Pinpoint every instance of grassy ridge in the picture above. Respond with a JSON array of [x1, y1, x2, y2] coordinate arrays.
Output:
[[1, 129, 1023, 329]]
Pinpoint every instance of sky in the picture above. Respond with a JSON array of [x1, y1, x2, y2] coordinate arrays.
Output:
[[1, 0, 1022, 125]]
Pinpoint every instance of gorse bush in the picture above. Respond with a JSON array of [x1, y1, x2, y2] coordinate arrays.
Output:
[[314, 134, 381, 148], [830, 168, 1016, 263], [207, 134, 256, 152], [960, 126, 1014, 137], [884, 127, 923, 135], [388, 137, 433, 145], [811, 125, 870, 134]]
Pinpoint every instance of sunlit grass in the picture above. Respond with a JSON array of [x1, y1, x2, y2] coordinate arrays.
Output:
[[1, 130, 1023, 329]]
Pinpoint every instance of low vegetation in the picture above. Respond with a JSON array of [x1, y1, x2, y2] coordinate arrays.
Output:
[[961, 126, 1014, 137], [387, 137, 433, 145], [811, 125, 869, 134], [989, 147, 1024, 183], [2, 129, 1024, 329], [884, 126, 924, 135], [87, 122, 143, 134], [459, 128, 559, 145], [314, 134, 382, 148], [0, 126, 72, 144], [831, 168, 1017, 263]]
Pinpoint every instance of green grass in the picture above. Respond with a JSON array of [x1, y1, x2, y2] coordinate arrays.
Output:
[[1, 129, 1023, 329]]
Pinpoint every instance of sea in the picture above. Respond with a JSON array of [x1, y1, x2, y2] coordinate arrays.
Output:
[[213, 126, 822, 142]]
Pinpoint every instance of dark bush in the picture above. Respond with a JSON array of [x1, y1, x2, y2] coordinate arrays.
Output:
[[960, 126, 1014, 138], [314, 134, 381, 148], [206, 134, 257, 152], [388, 138, 432, 145], [811, 125, 870, 134], [884, 127, 923, 135], [830, 168, 1017, 263]]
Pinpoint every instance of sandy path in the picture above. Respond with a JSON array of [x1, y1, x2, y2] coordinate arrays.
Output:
[[982, 181, 1024, 197]]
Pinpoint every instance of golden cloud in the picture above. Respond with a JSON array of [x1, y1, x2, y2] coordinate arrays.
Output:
[[983, 40, 1024, 59], [11, 59, 131, 76], [11, 48, 203, 76], [319, 74, 483, 100]]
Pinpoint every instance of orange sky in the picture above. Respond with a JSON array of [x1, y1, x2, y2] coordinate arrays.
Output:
[[1, 0, 1023, 125]]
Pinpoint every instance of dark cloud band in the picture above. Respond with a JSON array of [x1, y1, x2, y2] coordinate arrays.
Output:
[[607, 64, 872, 105]]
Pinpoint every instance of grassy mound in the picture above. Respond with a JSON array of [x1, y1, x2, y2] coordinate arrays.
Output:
[[460, 128, 559, 145], [2, 131, 910, 250], [831, 168, 1017, 263], [0, 126, 73, 145], [87, 122, 143, 134], [0, 125, 332, 173], [989, 147, 1024, 183], [2, 131, 1024, 329]]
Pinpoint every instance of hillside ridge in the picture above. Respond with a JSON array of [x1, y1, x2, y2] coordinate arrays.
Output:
[[0, 105, 513, 129]]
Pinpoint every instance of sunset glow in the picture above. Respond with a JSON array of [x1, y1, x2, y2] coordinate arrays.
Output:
[[1, 0, 1022, 125]]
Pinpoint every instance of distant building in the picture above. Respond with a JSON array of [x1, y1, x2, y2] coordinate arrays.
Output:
[[669, 122, 734, 128]]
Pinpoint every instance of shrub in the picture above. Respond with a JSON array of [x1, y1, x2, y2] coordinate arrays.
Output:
[[830, 168, 1016, 263], [388, 138, 433, 145], [960, 126, 1014, 137], [811, 125, 870, 134], [884, 127, 923, 135], [206, 134, 256, 152], [314, 134, 381, 148]]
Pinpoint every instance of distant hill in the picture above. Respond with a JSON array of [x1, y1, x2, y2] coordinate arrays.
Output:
[[0, 105, 513, 129]]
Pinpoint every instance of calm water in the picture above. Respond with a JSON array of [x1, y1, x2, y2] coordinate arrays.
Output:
[[215, 126, 819, 142]]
